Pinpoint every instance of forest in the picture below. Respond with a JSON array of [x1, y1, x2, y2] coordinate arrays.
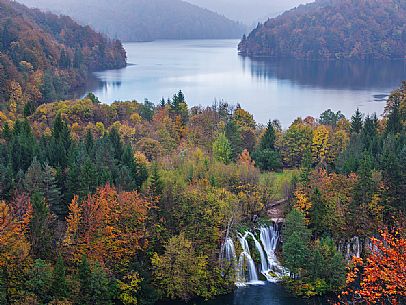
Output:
[[19, 0, 245, 42], [0, 76, 405, 304], [239, 0, 406, 59], [0, 0, 126, 112]]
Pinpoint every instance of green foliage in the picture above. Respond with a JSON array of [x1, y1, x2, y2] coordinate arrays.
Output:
[[27, 259, 53, 304], [282, 209, 311, 277], [239, 0, 406, 59], [319, 109, 344, 128], [51, 256, 68, 300], [351, 108, 363, 134], [212, 133, 232, 164], [30, 192, 54, 259]]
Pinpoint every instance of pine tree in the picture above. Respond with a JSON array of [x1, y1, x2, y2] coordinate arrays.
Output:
[[51, 255, 68, 300], [24, 157, 44, 196], [43, 163, 62, 216], [225, 119, 243, 158], [30, 192, 53, 259], [350, 108, 363, 134], [260, 120, 276, 150], [252, 120, 282, 171], [353, 153, 375, 207], [27, 259, 53, 304], [79, 255, 92, 305], [149, 162, 163, 196]]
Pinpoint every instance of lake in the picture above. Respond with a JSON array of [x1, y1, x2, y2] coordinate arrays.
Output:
[[85, 39, 406, 127], [158, 282, 327, 305]]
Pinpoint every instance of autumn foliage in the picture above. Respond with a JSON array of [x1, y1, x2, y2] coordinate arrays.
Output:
[[336, 229, 406, 304], [63, 184, 153, 272]]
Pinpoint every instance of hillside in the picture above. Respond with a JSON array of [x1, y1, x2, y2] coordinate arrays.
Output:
[[19, 0, 245, 41], [239, 0, 406, 59], [0, 0, 126, 112]]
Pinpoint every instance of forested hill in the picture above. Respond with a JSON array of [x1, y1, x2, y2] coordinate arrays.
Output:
[[239, 0, 406, 59], [19, 0, 246, 41], [0, 0, 126, 112]]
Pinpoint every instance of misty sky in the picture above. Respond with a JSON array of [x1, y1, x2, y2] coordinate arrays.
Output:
[[186, 0, 314, 24]]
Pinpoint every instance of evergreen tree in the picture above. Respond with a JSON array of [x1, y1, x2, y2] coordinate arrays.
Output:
[[27, 259, 53, 304], [24, 157, 44, 196], [260, 121, 277, 150], [350, 108, 363, 134], [51, 255, 68, 300], [43, 163, 62, 216], [90, 263, 115, 305], [309, 188, 328, 237], [252, 120, 282, 171], [149, 162, 163, 196], [224, 120, 243, 159], [30, 192, 53, 259], [79, 255, 92, 305], [282, 209, 311, 278], [352, 153, 375, 206], [108, 128, 123, 160]]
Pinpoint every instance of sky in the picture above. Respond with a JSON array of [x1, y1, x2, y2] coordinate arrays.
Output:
[[186, 0, 314, 25]]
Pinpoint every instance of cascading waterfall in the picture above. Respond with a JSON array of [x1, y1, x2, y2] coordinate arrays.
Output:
[[221, 223, 288, 286], [236, 232, 261, 285], [339, 236, 362, 260]]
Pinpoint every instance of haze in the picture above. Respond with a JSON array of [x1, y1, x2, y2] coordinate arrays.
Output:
[[186, 0, 314, 24]]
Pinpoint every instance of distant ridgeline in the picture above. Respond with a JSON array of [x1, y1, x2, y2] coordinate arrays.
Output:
[[239, 0, 406, 59], [19, 0, 246, 41], [0, 0, 126, 113]]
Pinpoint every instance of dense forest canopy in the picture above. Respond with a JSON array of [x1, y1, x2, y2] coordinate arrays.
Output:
[[0, 0, 126, 113], [0, 81, 405, 304], [19, 0, 246, 41], [239, 0, 406, 59]]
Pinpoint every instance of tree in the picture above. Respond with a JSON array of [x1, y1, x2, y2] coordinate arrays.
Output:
[[319, 109, 344, 128], [24, 157, 44, 196], [224, 120, 243, 158], [350, 108, 363, 134], [30, 192, 54, 259], [63, 185, 153, 273], [149, 162, 163, 196], [27, 259, 53, 304], [260, 121, 276, 150], [336, 229, 406, 304], [212, 133, 232, 164], [79, 255, 92, 305], [51, 255, 68, 300], [43, 164, 62, 217], [252, 121, 283, 171], [282, 209, 311, 278], [151, 233, 208, 301], [311, 125, 331, 166]]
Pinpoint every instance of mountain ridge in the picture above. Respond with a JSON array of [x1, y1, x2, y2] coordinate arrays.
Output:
[[19, 0, 246, 41], [239, 0, 406, 59]]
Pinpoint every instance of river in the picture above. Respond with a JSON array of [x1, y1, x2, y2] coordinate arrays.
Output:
[[85, 39, 406, 126]]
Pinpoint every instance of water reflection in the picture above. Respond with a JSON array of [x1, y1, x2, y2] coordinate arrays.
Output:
[[159, 283, 327, 305], [242, 57, 406, 91], [83, 40, 406, 126]]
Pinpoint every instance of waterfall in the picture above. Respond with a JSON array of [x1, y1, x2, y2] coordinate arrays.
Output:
[[341, 236, 362, 260], [247, 232, 268, 274], [221, 223, 288, 286], [236, 232, 262, 285]]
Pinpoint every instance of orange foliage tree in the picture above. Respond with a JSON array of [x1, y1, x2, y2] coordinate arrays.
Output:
[[336, 229, 406, 304], [0, 198, 32, 268], [63, 184, 153, 273]]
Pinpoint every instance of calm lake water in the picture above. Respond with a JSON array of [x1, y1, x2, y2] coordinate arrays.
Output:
[[158, 282, 327, 305], [86, 39, 406, 126]]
